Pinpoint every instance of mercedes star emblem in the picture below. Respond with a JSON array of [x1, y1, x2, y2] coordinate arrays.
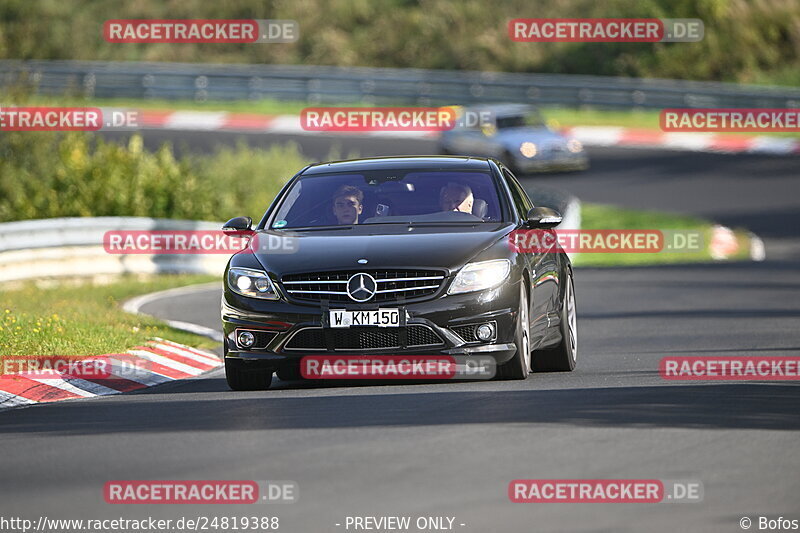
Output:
[[347, 273, 377, 302]]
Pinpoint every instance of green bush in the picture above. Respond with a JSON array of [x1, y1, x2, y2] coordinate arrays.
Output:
[[192, 140, 308, 223], [0, 131, 308, 223]]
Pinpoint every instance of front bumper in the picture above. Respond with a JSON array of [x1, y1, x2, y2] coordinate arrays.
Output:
[[514, 153, 589, 173], [222, 281, 521, 369]]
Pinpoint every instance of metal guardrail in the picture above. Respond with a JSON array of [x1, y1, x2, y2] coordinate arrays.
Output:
[[0, 216, 220, 252], [0, 217, 227, 282], [2, 60, 799, 109]]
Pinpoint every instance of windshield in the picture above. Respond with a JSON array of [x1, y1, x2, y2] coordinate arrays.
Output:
[[270, 170, 505, 229], [496, 112, 546, 129]]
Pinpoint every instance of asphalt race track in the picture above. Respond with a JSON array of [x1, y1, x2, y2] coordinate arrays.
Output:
[[1, 129, 798, 532]]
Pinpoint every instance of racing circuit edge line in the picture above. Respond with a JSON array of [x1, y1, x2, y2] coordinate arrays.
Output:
[[112, 109, 800, 155], [123, 281, 224, 342]]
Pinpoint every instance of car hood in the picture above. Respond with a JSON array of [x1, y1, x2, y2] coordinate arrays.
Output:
[[248, 223, 514, 276]]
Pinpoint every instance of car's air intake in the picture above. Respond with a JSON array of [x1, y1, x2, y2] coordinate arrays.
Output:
[[283, 325, 445, 351]]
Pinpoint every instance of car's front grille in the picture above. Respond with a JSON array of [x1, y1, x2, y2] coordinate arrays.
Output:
[[283, 325, 444, 351], [281, 269, 446, 303]]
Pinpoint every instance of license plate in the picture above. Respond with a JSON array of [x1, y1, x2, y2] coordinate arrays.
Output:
[[329, 309, 400, 328]]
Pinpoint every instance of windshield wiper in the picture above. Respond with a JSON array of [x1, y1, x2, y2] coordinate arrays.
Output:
[[362, 220, 491, 226], [279, 225, 355, 232], [407, 221, 487, 226]]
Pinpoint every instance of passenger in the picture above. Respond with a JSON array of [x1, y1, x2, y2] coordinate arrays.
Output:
[[439, 182, 474, 214]]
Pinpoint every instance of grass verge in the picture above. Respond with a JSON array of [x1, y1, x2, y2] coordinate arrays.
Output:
[[576, 203, 753, 267], [0, 274, 219, 363]]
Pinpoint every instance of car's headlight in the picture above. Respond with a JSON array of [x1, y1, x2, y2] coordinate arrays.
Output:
[[567, 139, 583, 153], [228, 267, 280, 300], [520, 142, 537, 158], [448, 259, 511, 295]]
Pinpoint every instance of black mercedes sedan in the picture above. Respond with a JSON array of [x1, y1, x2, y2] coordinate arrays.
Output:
[[220, 156, 577, 390]]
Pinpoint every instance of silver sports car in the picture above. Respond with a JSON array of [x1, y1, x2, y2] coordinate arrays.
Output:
[[439, 104, 589, 174]]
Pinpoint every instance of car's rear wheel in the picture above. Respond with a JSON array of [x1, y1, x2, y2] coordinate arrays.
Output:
[[497, 282, 531, 380], [533, 270, 577, 372]]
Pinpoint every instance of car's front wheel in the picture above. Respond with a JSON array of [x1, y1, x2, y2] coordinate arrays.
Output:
[[533, 270, 577, 372], [497, 282, 531, 380]]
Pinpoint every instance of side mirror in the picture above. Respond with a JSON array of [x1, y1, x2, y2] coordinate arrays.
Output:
[[222, 216, 253, 234], [525, 207, 562, 229]]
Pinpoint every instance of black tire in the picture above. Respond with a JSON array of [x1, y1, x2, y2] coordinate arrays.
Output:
[[533, 270, 577, 372], [225, 358, 273, 390], [497, 282, 531, 380]]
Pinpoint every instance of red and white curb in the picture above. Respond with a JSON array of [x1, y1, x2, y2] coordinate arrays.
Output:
[[0, 338, 221, 410], [111, 108, 800, 155], [709, 224, 766, 262], [562, 126, 800, 155], [128, 109, 433, 138]]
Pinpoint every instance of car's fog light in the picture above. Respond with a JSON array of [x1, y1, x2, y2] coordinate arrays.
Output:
[[476, 323, 494, 341], [237, 331, 255, 348]]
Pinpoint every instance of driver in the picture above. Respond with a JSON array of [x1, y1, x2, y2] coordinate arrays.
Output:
[[439, 182, 474, 214], [332, 185, 364, 224]]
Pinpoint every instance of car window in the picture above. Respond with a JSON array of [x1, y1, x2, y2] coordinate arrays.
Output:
[[503, 168, 532, 217], [270, 170, 505, 228], [496, 112, 546, 129]]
